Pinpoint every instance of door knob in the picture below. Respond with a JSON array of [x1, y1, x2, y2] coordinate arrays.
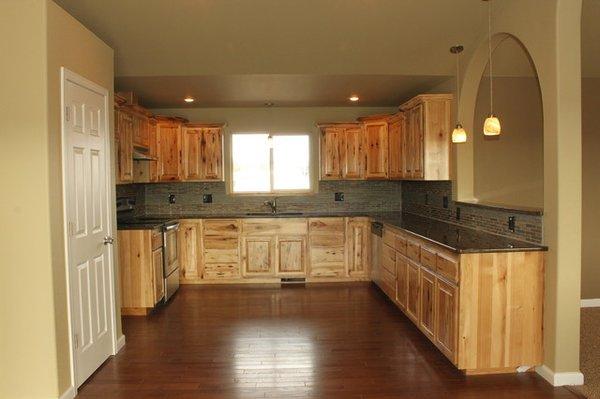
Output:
[[103, 236, 114, 245]]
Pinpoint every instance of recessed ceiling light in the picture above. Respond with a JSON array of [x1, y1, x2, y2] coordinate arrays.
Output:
[[184, 97, 195, 103], [349, 95, 359, 102]]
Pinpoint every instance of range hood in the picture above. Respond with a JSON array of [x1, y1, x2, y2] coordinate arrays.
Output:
[[133, 146, 157, 161]]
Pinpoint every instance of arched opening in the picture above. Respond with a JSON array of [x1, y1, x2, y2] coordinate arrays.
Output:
[[471, 35, 543, 209]]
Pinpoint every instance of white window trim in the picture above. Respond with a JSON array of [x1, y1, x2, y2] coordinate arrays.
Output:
[[228, 132, 314, 195]]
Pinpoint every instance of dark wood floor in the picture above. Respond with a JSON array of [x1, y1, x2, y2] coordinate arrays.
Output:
[[77, 283, 579, 398]]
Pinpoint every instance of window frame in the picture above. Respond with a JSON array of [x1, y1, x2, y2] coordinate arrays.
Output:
[[228, 131, 314, 195]]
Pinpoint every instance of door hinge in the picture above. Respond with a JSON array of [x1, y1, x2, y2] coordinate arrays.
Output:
[[65, 106, 71, 122]]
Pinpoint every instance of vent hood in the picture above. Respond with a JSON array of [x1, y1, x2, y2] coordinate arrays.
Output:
[[132, 146, 157, 161]]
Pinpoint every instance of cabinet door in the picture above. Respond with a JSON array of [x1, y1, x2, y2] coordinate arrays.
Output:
[[157, 122, 183, 181], [133, 114, 149, 148], [148, 120, 158, 182], [346, 218, 369, 277], [178, 221, 202, 281], [341, 126, 364, 179], [277, 235, 306, 276], [419, 267, 436, 340], [320, 127, 342, 180], [435, 278, 458, 363], [364, 121, 388, 179], [242, 236, 275, 277], [182, 127, 202, 181], [406, 261, 420, 322], [407, 105, 424, 179], [388, 117, 405, 179], [152, 247, 164, 305], [395, 254, 408, 310], [117, 110, 134, 183], [201, 128, 223, 180]]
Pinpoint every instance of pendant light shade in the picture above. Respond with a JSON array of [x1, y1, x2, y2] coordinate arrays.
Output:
[[452, 124, 467, 143], [450, 45, 467, 144], [483, 115, 501, 136], [482, 0, 501, 137]]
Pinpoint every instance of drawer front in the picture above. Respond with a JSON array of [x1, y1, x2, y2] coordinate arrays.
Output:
[[151, 228, 162, 250], [243, 218, 307, 236], [381, 268, 396, 297], [308, 218, 345, 235], [309, 233, 345, 247], [406, 241, 421, 262], [383, 228, 396, 248], [203, 236, 239, 263], [382, 244, 396, 263], [309, 246, 345, 265], [382, 247, 396, 277], [437, 255, 459, 283], [203, 219, 240, 235], [203, 263, 240, 279], [420, 247, 437, 271], [394, 235, 407, 255]]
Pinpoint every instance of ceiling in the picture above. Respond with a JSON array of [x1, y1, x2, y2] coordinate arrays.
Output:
[[54, 0, 598, 108]]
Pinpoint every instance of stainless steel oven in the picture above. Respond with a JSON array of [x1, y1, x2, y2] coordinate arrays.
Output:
[[162, 221, 180, 301]]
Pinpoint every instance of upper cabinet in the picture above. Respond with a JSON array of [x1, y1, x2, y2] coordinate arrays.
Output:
[[317, 94, 451, 182], [400, 94, 452, 181], [183, 124, 224, 181], [115, 107, 134, 184], [156, 117, 184, 182]]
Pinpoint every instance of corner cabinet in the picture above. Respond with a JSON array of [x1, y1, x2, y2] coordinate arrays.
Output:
[[375, 225, 544, 374]]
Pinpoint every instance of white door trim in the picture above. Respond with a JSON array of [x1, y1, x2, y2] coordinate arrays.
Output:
[[60, 67, 118, 392]]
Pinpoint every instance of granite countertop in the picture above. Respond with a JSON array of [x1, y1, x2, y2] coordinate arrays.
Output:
[[118, 211, 547, 254]]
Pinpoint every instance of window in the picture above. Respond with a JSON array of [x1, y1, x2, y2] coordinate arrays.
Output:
[[231, 133, 311, 193]]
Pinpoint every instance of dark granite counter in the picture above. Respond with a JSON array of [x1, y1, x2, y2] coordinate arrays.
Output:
[[121, 212, 546, 253], [117, 218, 178, 230]]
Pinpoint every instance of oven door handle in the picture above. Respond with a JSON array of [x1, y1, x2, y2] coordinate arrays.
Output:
[[164, 223, 179, 232]]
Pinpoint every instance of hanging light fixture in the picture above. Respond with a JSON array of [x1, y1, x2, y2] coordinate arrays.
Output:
[[451, 45, 467, 144], [483, 0, 501, 136]]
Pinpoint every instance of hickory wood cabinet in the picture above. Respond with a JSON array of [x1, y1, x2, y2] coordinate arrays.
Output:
[[182, 124, 224, 181], [118, 228, 164, 315], [178, 217, 369, 283], [374, 224, 544, 374], [318, 123, 365, 180]]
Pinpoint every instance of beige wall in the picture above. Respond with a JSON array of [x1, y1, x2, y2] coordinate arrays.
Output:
[[455, 0, 583, 377], [473, 76, 544, 208], [582, 77, 600, 299], [151, 106, 397, 189], [0, 1, 115, 397]]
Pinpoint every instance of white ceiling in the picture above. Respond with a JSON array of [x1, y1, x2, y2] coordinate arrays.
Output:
[[53, 0, 597, 107]]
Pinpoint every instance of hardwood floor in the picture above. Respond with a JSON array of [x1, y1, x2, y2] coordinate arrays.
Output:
[[77, 283, 578, 398]]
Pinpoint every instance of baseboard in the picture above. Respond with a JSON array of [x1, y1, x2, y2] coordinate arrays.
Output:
[[536, 365, 584, 386], [116, 334, 126, 353], [59, 386, 77, 399], [581, 298, 600, 307]]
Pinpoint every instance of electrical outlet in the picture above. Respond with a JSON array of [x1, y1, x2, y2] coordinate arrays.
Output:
[[203, 194, 213, 204], [168, 194, 176, 204], [508, 216, 516, 232], [334, 192, 344, 202], [443, 195, 449, 208], [456, 207, 461, 220]]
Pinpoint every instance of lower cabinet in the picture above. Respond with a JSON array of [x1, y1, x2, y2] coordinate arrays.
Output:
[[435, 278, 458, 363], [406, 260, 420, 323], [178, 220, 202, 282], [395, 254, 408, 310], [118, 228, 164, 315], [308, 218, 346, 277], [242, 236, 276, 277], [277, 236, 306, 276], [346, 217, 370, 277]]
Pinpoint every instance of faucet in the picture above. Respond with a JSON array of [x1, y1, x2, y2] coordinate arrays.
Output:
[[264, 197, 278, 214]]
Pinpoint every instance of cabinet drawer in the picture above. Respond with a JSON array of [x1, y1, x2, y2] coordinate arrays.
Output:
[[382, 244, 396, 263], [243, 218, 307, 235], [381, 268, 396, 297], [203, 263, 240, 279], [309, 218, 345, 235], [383, 228, 396, 248], [382, 246, 396, 277], [310, 246, 345, 265], [203, 219, 240, 235], [406, 241, 421, 262], [437, 255, 459, 283], [420, 247, 437, 271], [203, 236, 239, 263], [151, 228, 162, 250], [309, 233, 345, 247], [395, 235, 407, 255]]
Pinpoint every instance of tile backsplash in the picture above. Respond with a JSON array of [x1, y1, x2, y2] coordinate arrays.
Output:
[[118, 180, 403, 216], [402, 181, 543, 244]]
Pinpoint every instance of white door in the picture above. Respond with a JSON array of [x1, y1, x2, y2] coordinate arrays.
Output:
[[63, 70, 114, 387]]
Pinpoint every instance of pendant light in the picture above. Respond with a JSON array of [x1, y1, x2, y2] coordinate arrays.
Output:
[[483, 0, 501, 136], [451, 45, 467, 144]]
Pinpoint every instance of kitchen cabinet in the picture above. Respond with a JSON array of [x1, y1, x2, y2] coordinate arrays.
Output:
[[400, 94, 452, 180], [363, 119, 389, 179], [118, 228, 164, 315], [388, 113, 406, 180], [345, 217, 370, 277], [406, 260, 420, 322], [395, 254, 408, 309], [182, 124, 224, 181], [419, 267, 436, 340], [202, 219, 241, 280], [277, 236, 306, 275], [319, 124, 365, 180], [148, 118, 158, 182], [308, 217, 346, 277], [156, 117, 184, 181], [178, 220, 203, 282], [133, 113, 149, 148], [242, 236, 276, 276], [116, 109, 134, 184]]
